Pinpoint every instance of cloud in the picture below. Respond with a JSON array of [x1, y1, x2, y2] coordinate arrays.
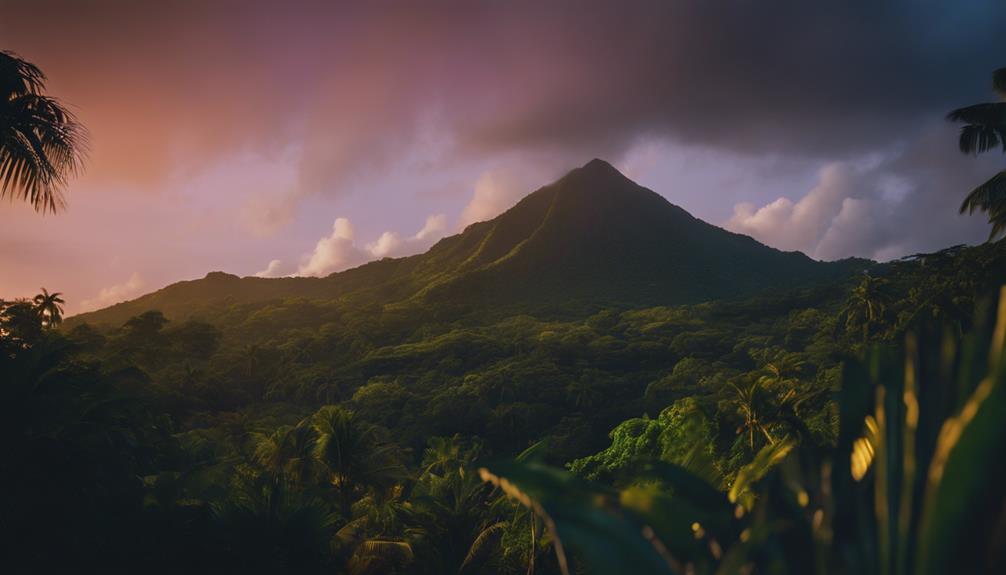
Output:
[[367, 232, 402, 259], [294, 214, 449, 277], [415, 214, 448, 241], [5, 1, 1002, 199], [4, 1, 1004, 304], [239, 194, 298, 237], [813, 196, 895, 261], [725, 124, 998, 261], [459, 170, 532, 229], [80, 272, 145, 312], [727, 163, 863, 255], [297, 218, 366, 277], [254, 259, 285, 278], [365, 214, 449, 258]]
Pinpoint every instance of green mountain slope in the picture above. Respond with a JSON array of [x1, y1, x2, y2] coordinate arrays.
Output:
[[68, 159, 866, 328]]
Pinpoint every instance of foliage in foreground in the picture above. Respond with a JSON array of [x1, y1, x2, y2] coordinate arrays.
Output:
[[0, 243, 1004, 573], [480, 289, 1006, 574]]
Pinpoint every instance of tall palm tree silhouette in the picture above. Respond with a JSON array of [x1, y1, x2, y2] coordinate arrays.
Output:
[[947, 68, 1006, 240], [1, 51, 88, 213], [840, 273, 890, 341], [32, 288, 64, 328]]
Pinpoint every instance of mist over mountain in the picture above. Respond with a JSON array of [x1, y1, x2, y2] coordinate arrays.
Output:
[[69, 159, 867, 328]]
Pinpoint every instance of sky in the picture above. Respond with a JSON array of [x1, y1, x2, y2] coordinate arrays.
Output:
[[1, 0, 1004, 314]]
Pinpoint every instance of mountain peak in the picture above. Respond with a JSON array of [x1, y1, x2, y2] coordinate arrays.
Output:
[[582, 157, 618, 171], [204, 271, 239, 281], [68, 159, 865, 326], [576, 158, 625, 179], [551, 158, 635, 200]]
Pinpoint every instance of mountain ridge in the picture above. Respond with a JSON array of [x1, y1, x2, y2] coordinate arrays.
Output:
[[67, 159, 869, 327]]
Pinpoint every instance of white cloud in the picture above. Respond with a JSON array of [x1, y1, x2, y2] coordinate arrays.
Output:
[[726, 163, 856, 255], [293, 214, 448, 277], [723, 123, 998, 262], [726, 161, 903, 261], [813, 196, 891, 261], [415, 213, 448, 241], [458, 169, 531, 229], [254, 259, 285, 278], [80, 272, 145, 312], [297, 218, 366, 277], [364, 214, 449, 259], [367, 231, 403, 259]]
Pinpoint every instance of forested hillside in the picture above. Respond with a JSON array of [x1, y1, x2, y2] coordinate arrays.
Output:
[[68, 161, 866, 328], [5, 5, 1006, 573], [4, 228, 1003, 572]]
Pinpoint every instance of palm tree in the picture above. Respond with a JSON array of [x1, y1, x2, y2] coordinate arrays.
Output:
[[252, 421, 320, 486], [331, 512, 415, 575], [729, 378, 776, 450], [411, 464, 506, 574], [946, 67, 1006, 240], [755, 353, 804, 390], [840, 273, 890, 341], [1, 51, 88, 213], [311, 405, 406, 519], [32, 288, 64, 328], [421, 435, 466, 477]]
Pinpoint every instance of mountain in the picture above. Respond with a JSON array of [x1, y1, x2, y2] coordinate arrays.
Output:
[[68, 159, 867, 328]]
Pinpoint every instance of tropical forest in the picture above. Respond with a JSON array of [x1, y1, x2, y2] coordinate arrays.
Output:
[[2, 3, 1005, 574]]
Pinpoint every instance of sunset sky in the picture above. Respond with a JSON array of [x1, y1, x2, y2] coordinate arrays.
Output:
[[2, 0, 1004, 314]]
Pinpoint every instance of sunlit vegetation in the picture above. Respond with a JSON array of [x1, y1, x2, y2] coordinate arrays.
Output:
[[481, 286, 1006, 574], [2, 239, 1004, 572]]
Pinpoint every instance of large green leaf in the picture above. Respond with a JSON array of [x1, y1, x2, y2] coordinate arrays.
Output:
[[729, 436, 797, 509], [916, 294, 1006, 575], [479, 460, 678, 575]]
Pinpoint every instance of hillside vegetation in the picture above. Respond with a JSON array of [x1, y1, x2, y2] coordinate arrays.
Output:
[[3, 163, 1005, 573], [68, 160, 865, 328]]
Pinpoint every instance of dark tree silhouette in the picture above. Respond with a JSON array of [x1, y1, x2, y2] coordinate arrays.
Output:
[[0, 51, 88, 213], [947, 68, 1006, 240], [32, 287, 64, 328]]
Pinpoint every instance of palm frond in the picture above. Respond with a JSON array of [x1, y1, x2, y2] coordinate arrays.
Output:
[[347, 539, 414, 574], [955, 123, 1006, 155], [993, 67, 1006, 100], [946, 102, 1006, 126], [355, 539, 413, 561], [0, 51, 46, 97], [0, 54, 89, 213], [946, 100, 1006, 155], [728, 435, 797, 508], [459, 521, 506, 574], [958, 169, 1006, 240]]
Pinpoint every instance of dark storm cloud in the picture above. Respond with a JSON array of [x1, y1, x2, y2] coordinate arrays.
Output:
[[2, 0, 1003, 310], [2, 0, 1001, 193], [456, 0, 1006, 159]]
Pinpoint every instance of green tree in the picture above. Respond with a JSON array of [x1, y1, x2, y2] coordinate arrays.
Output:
[[32, 287, 64, 328], [840, 273, 891, 341], [311, 405, 406, 519], [253, 420, 320, 486], [0, 299, 43, 351], [123, 310, 169, 338], [410, 440, 508, 575], [0, 51, 88, 213], [947, 67, 1006, 239], [729, 376, 777, 450]]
